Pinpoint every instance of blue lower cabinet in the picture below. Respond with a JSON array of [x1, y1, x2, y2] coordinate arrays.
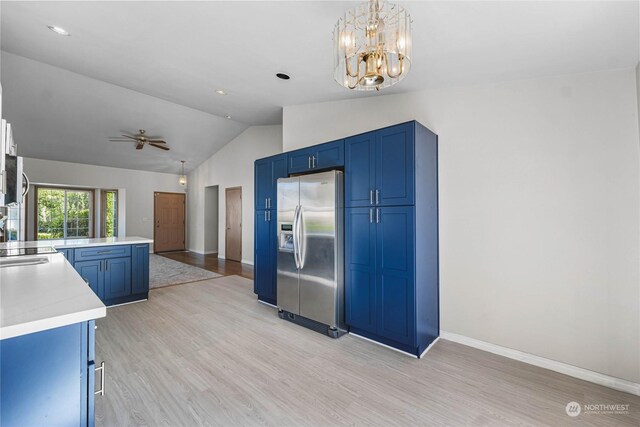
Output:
[[254, 210, 276, 304], [131, 244, 150, 296], [72, 244, 149, 306], [345, 208, 377, 332], [0, 321, 96, 427], [375, 207, 415, 346], [103, 257, 132, 301], [346, 206, 421, 355], [75, 260, 105, 300], [57, 248, 74, 263]]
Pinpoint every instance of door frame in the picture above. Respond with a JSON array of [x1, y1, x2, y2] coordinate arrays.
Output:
[[225, 186, 242, 262], [153, 191, 186, 254]]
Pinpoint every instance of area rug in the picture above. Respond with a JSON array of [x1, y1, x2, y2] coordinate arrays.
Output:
[[149, 254, 222, 289]]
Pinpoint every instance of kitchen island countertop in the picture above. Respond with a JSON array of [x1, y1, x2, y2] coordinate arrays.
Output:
[[0, 236, 153, 250], [0, 252, 106, 340]]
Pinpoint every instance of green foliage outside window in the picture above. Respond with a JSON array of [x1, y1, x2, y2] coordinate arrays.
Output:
[[37, 188, 92, 240]]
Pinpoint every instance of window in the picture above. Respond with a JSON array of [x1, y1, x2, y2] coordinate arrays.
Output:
[[101, 190, 118, 237], [36, 187, 94, 240]]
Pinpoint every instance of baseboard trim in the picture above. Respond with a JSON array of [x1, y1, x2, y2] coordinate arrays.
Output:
[[241, 259, 254, 266], [203, 251, 218, 255], [350, 333, 419, 359], [419, 336, 440, 359], [441, 331, 640, 396]]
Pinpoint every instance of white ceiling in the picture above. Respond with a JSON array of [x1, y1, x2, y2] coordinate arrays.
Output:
[[1, 1, 638, 172]]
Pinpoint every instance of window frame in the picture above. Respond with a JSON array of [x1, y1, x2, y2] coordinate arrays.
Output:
[[34, 185, 96, 240], [100, 189, 119, 238]]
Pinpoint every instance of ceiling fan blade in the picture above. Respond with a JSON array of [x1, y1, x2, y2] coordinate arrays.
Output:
[[136, 142, 144, 150], [121, 135, 138, 140], [148, 139, 166, 144], [150, 143, 170, 151]]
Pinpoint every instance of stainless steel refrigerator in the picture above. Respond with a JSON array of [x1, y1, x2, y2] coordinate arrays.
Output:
[[276, 170, 345, 338]]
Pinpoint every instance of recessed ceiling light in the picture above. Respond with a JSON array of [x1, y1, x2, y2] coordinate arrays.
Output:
[[276, 73, 291, 80], [225, 115, 232, 119], [48, 25, 70, 36], [215, 90, 226, 96]]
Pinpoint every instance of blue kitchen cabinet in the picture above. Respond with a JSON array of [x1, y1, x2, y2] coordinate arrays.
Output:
[[131, 244, 150, 296], [375, 122, 415, 207], [75, 260, 105, 300], [375, 206, 415, 346], [0, 320, 97, 427], [345, 122, 415, 208], [345, 121, 438, 357], [345, 131, 376, 207], [255, 154, 287, 211], [254, 209, 276, 305], [288, 139, 344, 174], [103, 257, 132, 301], [57, 248, 74, 263], [345, 207, 377, 332], [71, 244, 148, 306]]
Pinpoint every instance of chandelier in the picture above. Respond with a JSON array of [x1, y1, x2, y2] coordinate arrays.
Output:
[[333, 0, 412, 91]]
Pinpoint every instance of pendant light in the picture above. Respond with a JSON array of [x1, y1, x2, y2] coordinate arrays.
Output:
[[178, 160, 187, 186]]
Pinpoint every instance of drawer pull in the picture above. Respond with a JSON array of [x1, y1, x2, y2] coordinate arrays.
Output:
[[96, 250, 113, 254], [95, 361, 105, 396]]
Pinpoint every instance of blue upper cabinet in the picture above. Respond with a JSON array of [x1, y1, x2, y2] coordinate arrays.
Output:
[[255, 154, 287, 211], [345, 122, 415, 208], [376, 122, 415, 207], [288, 139, 344, 175], [345, 131, 376, 207]]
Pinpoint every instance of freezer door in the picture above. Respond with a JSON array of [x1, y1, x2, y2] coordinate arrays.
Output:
[[298, 171, 339, 327], [277, 177, 300, 314]]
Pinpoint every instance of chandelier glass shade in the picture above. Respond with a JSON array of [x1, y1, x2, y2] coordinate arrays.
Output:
[[333, 0, 412, 91]]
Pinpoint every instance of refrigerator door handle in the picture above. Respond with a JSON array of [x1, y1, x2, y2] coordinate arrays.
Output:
[[298, 206, 306, 269], [292, 205, 300, 269]]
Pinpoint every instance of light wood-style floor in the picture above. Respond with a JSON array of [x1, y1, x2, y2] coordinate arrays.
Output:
[[95, 276, 639, 426], [159, 251, 254, 280]]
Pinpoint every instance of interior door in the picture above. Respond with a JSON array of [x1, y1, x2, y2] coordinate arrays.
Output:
[[154, 192, 186, 253], [225, 187, 242, 262]]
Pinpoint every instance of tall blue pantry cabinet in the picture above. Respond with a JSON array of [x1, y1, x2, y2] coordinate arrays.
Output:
[[345, 121, 439, 357], [254, 153, 287, 304]]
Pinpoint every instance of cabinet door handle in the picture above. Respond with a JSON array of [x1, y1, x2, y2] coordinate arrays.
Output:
[[312, 156, 316, 168], [269, 197, 272, 209], [370, 190, 374, 205], [308, 156, 311, 169], [376, 208, 380, 223], [369, 208, 373, 223], [375, 189, 380, 205], [95, 361, 105, 396], [264, 211, 268, 222], [99, 261, 102, 272]]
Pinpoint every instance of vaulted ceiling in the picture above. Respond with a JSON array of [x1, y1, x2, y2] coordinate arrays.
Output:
[[1, 1, 638, 172]]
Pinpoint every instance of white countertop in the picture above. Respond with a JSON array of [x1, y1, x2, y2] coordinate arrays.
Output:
[[0, 236, 153, 250], [0, 253, 107, 340]]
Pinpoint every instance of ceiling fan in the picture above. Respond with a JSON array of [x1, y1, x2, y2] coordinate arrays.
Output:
[[108, 129, 170, 151]]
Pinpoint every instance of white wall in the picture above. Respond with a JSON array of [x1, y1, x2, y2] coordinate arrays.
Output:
[[23, 157, 184, 250], [284, 68, 640, 384], [187, 125, 283, 262], [204, 186, 219, 254]]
